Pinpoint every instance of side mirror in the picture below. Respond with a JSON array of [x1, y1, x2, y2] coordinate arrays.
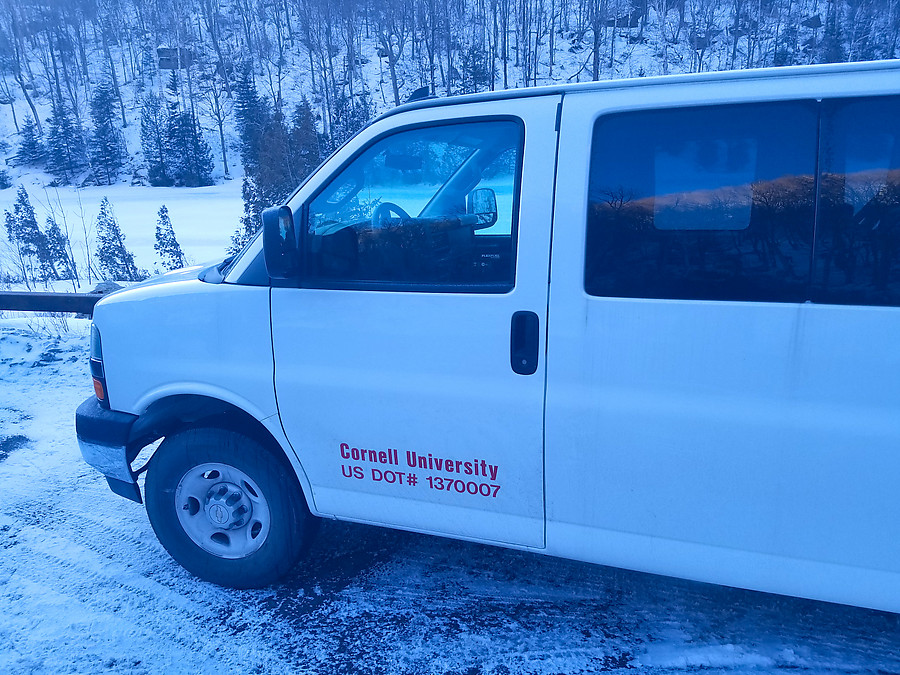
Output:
[[263, 205, 300, 279], [466, 188, 498, 229]]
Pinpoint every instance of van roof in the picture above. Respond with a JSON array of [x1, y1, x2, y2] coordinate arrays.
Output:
[[378, 59, 900, 121]]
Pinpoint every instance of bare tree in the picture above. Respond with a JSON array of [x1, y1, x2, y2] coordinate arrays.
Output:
[[199, 69, 234, 178], [1, 0, 43, 132], [373, 0, 412, 106]]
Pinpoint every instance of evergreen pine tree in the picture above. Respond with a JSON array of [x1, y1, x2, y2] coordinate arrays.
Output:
[[3, 208, 32, 288], [230, 175, 263, 254], [95, 197, 145, 281], [137, 46, 157, 94], [326, 88, 372, 153], [165, 70, 181, 115], [229, 66, 277, 253], [167, 112, 214, 187], [257, 109, 295, 200], [230, 110, 296, 255], [3, 186, 52, 285], [154, 205, 187, 270], [289, 99, 321, 182], [90, 81, 127, 185], [459, 45, 491, 94], [774, 25, 799, 67], [44, 216, 78, 281], [234, 64, 271, 177], [229, 72, 328, 257], [15, 116, 46, 166], [46, 97, 88, 184], [140, 93, 173, 186]]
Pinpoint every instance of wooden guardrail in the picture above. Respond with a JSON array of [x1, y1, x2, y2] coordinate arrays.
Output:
[[0, 291, 102, 316]]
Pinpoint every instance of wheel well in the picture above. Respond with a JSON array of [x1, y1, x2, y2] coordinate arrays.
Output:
[[127, 395, 292, 474]]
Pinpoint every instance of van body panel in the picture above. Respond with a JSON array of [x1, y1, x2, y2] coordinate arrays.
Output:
[[272, 96, 560, 547], [551, 522, 899, 613], [94, 279, 326, 514], [545, 73, 900, 612], [95, 280, 276, 424]]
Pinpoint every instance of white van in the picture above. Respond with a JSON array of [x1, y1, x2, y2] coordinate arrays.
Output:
[[76, 60, 900, 613]]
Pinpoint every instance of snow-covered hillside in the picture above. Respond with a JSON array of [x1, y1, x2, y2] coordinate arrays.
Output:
[[2, 0, 899, 283]]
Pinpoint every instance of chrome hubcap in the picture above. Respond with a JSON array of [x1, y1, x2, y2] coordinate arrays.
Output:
[[204, 481, 252, 529], [175, 463, 271, 559]]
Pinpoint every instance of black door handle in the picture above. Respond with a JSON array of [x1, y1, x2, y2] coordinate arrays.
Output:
[[510, 311, 539, 375]]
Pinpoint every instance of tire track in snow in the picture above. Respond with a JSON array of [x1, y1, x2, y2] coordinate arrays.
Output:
[[0, 505, 305, 674]]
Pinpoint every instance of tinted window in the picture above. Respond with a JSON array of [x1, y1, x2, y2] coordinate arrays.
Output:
[[303, 120, 522, 291], [585, 102, 818, 302], [812, 96, 900, 306]]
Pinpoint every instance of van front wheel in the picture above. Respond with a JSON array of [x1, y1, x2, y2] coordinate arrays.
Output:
[[145, 427, 312, 588]]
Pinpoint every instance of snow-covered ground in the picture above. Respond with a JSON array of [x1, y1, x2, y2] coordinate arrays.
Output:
[[1, 318, 899, 674]]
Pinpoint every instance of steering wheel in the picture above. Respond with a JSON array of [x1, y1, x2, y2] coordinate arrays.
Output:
[[371, 201, 411, 228]]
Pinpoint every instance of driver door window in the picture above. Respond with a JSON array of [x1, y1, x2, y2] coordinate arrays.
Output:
[[304, 119, 523, 291]]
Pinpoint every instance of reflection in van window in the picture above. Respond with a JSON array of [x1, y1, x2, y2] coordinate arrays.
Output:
[[654, 138, 757, 231], [585, 102, 818, 302], [304, 120, 522, 290], [813, 96, 900, 306]]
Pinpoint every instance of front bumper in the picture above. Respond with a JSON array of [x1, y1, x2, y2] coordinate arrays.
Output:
[[75, 397, 142, 503]]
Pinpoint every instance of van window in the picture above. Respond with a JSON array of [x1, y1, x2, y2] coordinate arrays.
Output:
[[813, 96, 900, 306], [585, 102, 818, 302], [303, 120, 522, 291]]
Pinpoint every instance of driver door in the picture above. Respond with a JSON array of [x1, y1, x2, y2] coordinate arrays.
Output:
[[271, 100, 559, 547]]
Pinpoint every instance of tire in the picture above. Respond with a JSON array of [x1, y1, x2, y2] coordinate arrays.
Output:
[[145, 427, 313, 588]]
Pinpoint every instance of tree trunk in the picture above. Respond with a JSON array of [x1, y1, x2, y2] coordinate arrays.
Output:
[[729, 0, 743, 70], [94, 21, 128, 127], [502, 0, 508, 88], [388, 52, 401, 106], [608, 13, 617, 69], [14, 72, 41, 135], [7, 100, 18, 132], [217, 115, 229, 177], [549, 0, 555, 77]]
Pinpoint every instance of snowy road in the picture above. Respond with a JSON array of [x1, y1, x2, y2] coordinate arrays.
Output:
[[1, 320, 898, 674]]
